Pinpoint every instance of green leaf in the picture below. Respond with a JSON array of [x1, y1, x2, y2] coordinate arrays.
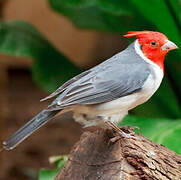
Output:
[[152, 121, 181, 154], [39, 155, 68, 180], [39, 169, 59, 180], [0, 20, 81, 92], [168, 0, 181, 24], [97, 0, 132, 15], [120, 116, 181, 154], [49, 155, 68, 168], [48, 0, 150, 32]]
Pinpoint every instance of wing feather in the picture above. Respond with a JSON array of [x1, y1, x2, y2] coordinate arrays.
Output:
[[47, 63, 150, 110], [40, 70, 91, 101]]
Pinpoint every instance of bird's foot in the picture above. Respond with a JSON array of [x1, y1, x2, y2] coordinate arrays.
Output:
[[119, 125, 140, 132], [105, 121, 138, 142]]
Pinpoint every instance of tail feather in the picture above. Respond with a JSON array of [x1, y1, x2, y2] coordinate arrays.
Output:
[[3, 110, 59, 150]]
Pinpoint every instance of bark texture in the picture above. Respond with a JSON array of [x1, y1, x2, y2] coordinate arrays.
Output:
[[55, 128, 181, 180]]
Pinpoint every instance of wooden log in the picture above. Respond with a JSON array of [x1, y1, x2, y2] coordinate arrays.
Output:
[[0, 64, 7, 158], [55, 128, 181, 180]]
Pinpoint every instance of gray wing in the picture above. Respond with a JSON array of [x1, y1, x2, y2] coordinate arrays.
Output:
[[40, 70, 91, 101], [47, 62, 151, 111]]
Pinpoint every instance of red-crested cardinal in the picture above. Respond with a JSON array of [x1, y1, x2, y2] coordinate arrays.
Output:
[[2, 31, 178, 150]]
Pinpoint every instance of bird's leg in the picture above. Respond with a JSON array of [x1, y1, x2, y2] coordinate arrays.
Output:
[[105, 121, 138, 143], [119, 125, 140, 132]]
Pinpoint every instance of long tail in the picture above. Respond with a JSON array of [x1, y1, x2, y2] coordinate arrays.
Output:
[[2, 109, 59, 150]]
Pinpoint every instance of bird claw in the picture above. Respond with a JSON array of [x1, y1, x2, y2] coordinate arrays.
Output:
[[119, 125, 140, 132], [109, 136, 121, 143], [105, 121, 139, 142]]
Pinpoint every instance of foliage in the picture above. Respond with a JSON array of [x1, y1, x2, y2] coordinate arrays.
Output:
[[39, 155, 68, 180], [0, 21, 81, 92]]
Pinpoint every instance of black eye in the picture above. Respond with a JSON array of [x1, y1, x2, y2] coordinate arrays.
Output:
[[150, 41, 157, 47]]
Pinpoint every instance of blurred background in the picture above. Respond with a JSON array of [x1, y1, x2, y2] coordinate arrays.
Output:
[[0, 0, 180, 179]]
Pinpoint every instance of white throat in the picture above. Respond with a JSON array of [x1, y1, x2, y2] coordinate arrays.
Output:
[[134, 39, 160, 68]]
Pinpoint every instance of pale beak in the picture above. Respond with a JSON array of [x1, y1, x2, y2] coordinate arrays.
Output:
[[161, 40, 178, 51]]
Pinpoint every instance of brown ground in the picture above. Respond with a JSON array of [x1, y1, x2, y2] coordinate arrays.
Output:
[[0, 68, 82, 180]]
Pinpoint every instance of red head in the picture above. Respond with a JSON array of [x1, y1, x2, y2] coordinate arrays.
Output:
[[124, 31, 178, 70]]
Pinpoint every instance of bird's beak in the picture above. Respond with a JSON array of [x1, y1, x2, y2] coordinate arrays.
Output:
[[161, 40, 178, 51]]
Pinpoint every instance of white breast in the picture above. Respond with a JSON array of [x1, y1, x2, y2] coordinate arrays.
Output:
[[94, 67, 163, 114], [92, 40, 164, 114]]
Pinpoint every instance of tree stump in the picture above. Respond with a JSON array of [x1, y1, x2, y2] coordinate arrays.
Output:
[[55, 128, 181, 180]]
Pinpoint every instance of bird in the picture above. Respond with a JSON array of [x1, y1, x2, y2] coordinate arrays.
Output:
[[2, 30, 178, 151]]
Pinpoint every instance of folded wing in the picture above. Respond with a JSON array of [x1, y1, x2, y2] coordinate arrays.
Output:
[[47, 63, 150, 110]]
